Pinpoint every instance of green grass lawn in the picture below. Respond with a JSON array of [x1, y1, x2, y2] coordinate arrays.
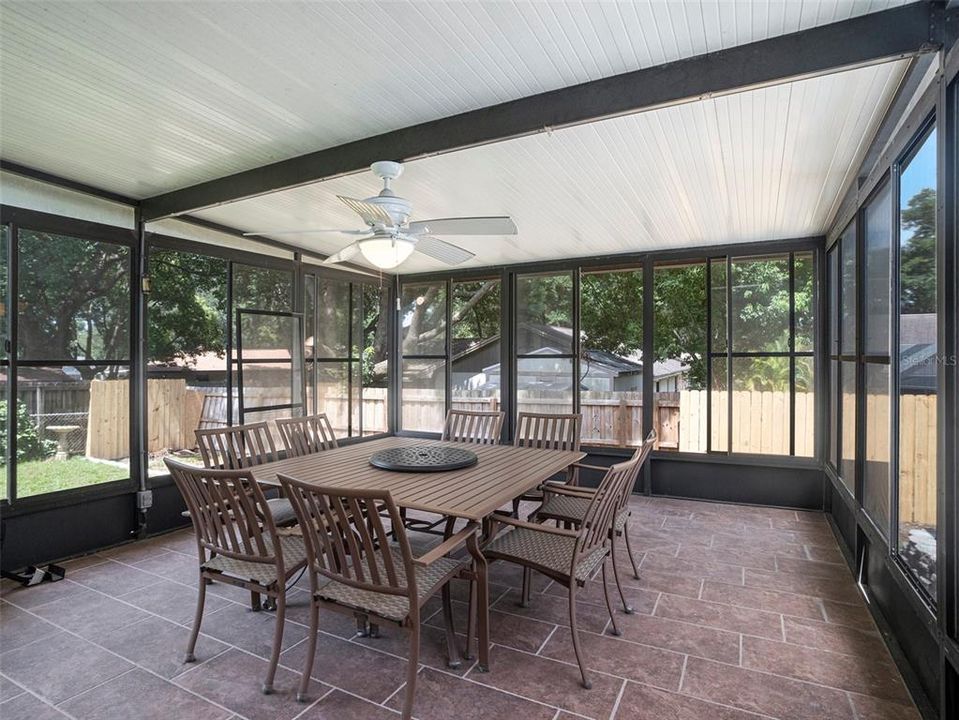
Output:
[[0, 457, 128, 499]]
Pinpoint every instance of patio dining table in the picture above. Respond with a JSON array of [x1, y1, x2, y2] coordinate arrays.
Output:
[[251, 435, 585, 670]]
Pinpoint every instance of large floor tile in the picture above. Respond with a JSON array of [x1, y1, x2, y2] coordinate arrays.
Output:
[[700, 580, 826, 620], [59, 668, 231, 720], [0, 673, 24, 702], [298, 689, 399, 719], [496, 587, 615, 634], [615, 679, 775, 720], [0, 630, 132, 704], [97, 615, 230, 678], [0, 692, 71, 720], [279, 631, 408, 703], [175, 649, 318, 720], [387, 667, 555, 720], [782, 616, 888, 658], [31, 586, 150, 640], [847, 691, 922, 720], [0, 578, 90, 611], [612, 611, 741, 663], [681, 656, 855, 720], [742, 635, 910, 703], [198, 602, 310, 659], [68, 561, 161, 597], [744, 569, 861, 604], [466, 645, 622, 717], [540, 627, 685, 690], [117, 578, 232, 625], [0, 603, 60, 652], [653, 593, 784, 640]]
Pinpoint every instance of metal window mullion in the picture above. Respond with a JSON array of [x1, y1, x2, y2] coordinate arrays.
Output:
[[445, 278, 452, 417], [347, 282, 355, 436], [706, 258, 714, 452], [572, 267, 581, 416], [641, 261, 654, 471], [235, 307, 245, 424], [133, 211, 147, 516], [890, 157, 903, 556], [501, 269, 514, 442], [789, 251, 797, 456], [726, 255, 733, 455], [7, 221, 18, 503], [226, 261, 234, 427], [357, 282, 364, 438]]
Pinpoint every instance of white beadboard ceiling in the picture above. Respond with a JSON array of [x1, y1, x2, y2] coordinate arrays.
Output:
[[0, 0, 905, 199], [191, 60, 907, 273]]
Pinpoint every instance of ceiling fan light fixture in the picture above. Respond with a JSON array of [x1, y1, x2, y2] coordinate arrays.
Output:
[[358, 235, 416, 269]]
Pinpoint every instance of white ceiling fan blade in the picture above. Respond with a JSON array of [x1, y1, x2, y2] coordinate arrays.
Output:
[[337, 196, 394, 226], [412, 235, 475, 265], [242, 228, 368, 237], [407, 216, 516, 236], [321, 241, 363, 265]]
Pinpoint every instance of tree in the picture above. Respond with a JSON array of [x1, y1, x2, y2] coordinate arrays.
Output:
[[148, 250, 226, 362], [900, 187, 936, 314], [16, 231, 130, 369]]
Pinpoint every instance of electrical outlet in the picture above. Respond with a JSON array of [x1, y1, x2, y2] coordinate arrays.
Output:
[[136, 490, 153, 510]]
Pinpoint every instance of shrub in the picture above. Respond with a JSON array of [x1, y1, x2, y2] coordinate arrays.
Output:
[[0, 400, 57, 465]]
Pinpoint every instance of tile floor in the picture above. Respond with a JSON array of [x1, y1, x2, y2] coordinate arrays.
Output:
[[0, 497, 921, 720]]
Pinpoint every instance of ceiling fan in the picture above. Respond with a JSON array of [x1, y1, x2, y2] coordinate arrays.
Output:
[[243, 161, 517, 269]]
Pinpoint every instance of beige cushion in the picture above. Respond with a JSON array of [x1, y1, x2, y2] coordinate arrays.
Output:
[[537, 495, 630, 533], [314, 549, 466, 622], [484, 526, 607, 583], [203, 534, 307, 586]]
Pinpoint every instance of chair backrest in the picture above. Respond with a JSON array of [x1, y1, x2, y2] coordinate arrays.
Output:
[[514, 412, 581, 451], [279, 475, 417, 604], [195, 421, 278, 469], [574, 447, 646, 565], [441, 409, 504, 445], [275, 414, 339, 457], [613, 428, 657, 513], [165, 457, 283, 570]]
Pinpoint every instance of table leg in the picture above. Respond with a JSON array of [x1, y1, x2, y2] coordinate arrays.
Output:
[[465, 531, 489, 672]]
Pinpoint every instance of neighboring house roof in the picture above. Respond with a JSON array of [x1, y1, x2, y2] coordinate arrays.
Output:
[[148, 349, 291, 374]]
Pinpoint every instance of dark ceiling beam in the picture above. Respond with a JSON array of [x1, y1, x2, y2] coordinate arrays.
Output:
[[173, 215, 380, 277], [1, 159, 139, 207], [141, 2, 945, 222]]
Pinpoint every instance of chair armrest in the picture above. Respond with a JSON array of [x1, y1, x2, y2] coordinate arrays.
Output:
[[570, 462, 609, 472], [414, 522, 480, 567], [490, 515, 579, 538], [543, 484, 597, 499]]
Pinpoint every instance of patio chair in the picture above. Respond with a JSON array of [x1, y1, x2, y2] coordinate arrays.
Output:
[[482, 448, 644, 690], [533, 428, 656, 614], [510, 412, 582, 518], [441, 409, 504, 444], [278, 475, 478, 719], [165, 458, 307, 695], [195, 421, 295, 527], [275, 413, 339, 457], [399, 408, 505, 536]]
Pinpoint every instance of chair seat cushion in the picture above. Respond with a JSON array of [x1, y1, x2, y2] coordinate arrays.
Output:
[[267, 498, 297, 526], [484, 526, 607, 583], [537, 495, 630, 533], [203, 534, 307, 586], [315, 549, 466, 622]]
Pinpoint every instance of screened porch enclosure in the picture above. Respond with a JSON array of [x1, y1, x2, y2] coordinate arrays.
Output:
[[0, 3, 957, 720]]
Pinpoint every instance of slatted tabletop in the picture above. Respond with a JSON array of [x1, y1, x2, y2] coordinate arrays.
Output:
[[252, 436, 585, 521]]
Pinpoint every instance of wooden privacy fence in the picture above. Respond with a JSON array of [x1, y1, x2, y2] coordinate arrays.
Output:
[[82, 380, 937, 526], [678, 390, 816, 457], [86, 379, 204, 460]]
